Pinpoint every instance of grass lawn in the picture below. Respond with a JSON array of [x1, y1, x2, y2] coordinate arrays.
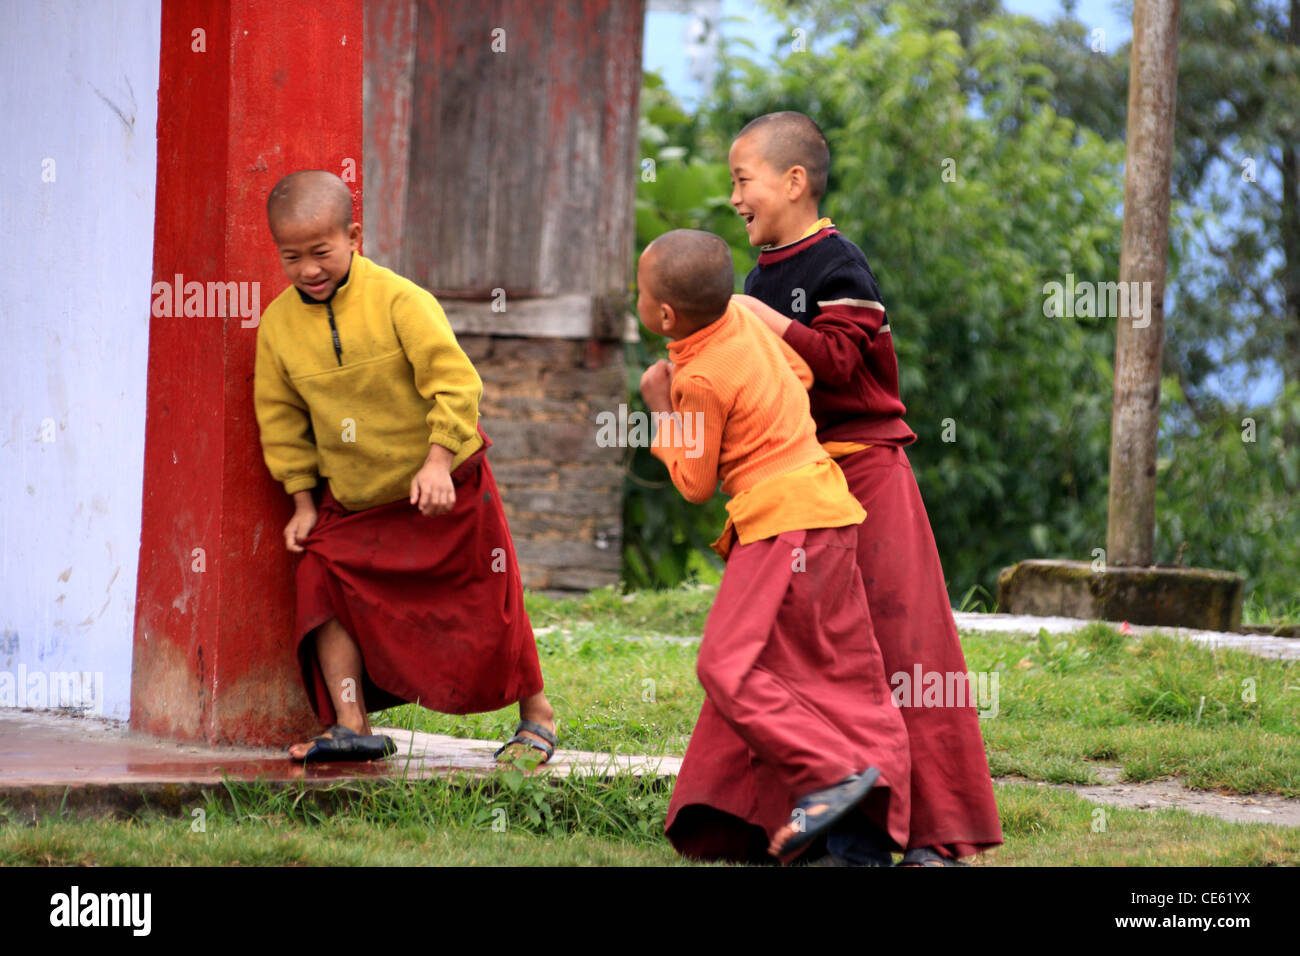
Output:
[[2, 586, 1296, 865], [387, 588, 1300, 798], [4, 780, 1297, 866]]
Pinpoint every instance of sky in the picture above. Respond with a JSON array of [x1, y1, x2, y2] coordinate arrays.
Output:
[[644, 1, 1135, 106]]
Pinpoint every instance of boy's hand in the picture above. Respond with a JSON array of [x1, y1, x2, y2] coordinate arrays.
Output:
[[732, 294, 792, 336], [639, 359, 675, 413], [285, 498, 317, 553], [411, 444, 456, 516]]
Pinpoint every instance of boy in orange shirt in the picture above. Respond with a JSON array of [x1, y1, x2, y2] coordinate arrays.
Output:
[[728, 111, 1002, 865], [637, 229, 910, 865]]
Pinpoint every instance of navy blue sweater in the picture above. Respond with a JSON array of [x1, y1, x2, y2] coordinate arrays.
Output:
[[745, 226, 915, 446]]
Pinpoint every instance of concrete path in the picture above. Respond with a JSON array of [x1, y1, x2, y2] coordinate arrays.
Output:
[[997, 768, 1300, 828], [0, 708, 679, 821], [547, 613, 1300, 661], [953, 612, 1300, 660]]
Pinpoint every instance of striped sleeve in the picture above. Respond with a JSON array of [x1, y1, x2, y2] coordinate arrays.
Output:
[[780, 259, 887, 388]]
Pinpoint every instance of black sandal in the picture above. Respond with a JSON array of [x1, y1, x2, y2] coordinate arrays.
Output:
[[898, 846, 969, 867], [777, 767, 880, 860], [494, 719, 558, 764], [294, 724, 397, 763]]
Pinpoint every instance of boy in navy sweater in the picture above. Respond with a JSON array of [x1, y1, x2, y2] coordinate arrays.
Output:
[[728, 111, 1002, 865]]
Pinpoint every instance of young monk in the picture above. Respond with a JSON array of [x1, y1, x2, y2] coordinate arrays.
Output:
[[728, 111, 1003, 865], [638, 228, 911, 865], [253, 170, 557, 764]]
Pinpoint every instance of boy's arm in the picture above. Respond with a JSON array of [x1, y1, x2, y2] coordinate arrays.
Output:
[[642, 362, 725, 505], [253, 326, 320, 495], [733, 293, 792, 337], [390, 289, 483, 457], [732, 297, 814, 390], [754, 260, 887, 388]]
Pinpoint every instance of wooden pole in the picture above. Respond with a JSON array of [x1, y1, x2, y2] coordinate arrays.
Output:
[[1106, 0, 1181, 567]]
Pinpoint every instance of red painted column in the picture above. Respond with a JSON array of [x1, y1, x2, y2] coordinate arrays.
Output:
[[131, 0, 364, 745]]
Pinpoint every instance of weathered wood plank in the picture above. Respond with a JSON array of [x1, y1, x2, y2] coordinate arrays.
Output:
[[403, 0, 644, 301], [441, 293, 631, 339], [362, 0, 417, 269]]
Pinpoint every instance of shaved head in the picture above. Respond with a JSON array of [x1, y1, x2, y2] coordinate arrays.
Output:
[[736, 111, 830, 201], [266, 170, 353, 237], [642, 229, 734, 325]]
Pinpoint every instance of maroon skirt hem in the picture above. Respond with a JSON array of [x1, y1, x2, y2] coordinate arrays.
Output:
[[293, 438, 543, 725], [665, 525, 911, 862], [836, 444, 1003, 854]]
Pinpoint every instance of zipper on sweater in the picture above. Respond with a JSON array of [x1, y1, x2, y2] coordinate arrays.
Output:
[[326, 301, 342, 365]]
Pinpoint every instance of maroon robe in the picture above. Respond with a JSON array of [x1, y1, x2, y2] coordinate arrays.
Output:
[[837, 443, 1003, 856], [293, 434, 543, 724], [665, 525, 911, 863]]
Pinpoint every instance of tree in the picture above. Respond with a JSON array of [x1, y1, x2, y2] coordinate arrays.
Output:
[[622, 0, 1299, 610]]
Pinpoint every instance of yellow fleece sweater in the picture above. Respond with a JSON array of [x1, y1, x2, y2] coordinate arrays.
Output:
[[254, 252, 484, 511]]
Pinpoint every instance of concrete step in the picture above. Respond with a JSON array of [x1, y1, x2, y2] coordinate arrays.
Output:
[[0, 709, 680, 822]]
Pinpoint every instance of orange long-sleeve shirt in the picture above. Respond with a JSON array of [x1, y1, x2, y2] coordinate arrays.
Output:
[[651, 301, 865, 558]]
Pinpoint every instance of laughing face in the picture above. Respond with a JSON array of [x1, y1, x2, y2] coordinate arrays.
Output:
[[273, 212, 362, 301], [728, 131, 802, 249]]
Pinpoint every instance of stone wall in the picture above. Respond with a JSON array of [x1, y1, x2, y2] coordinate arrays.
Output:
[[460, 335, 625, 592]]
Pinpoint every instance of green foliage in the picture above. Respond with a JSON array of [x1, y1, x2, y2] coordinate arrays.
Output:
[[622, 2, 1299, 610], [622, 74, 751, 589], [1155, 381, 1300, 608]]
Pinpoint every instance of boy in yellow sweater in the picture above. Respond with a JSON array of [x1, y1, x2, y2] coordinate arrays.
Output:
[[638, 229, 910, 864], [254, 170, 556, 764]]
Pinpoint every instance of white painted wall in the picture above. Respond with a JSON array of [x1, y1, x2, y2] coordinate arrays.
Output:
[[0, 0, 162, 721]]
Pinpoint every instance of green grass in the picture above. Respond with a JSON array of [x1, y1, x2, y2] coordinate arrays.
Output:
[[4, 591, 1297, 866], [3, 778, 1295, 866], [382, 601, 1300, 798], [983, 783, 1300, 866], [966, 623, 1300, 795], [0, 814, 688, 867], [1242, 592, 1300, 631], [375, 629, 705, 756], [0, 770, 699, 866], [523, 583, 715, 637]]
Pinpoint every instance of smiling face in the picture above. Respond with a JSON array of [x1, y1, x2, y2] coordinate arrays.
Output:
[[272, 212, 362, 301], [729, 131, 810, 249]]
